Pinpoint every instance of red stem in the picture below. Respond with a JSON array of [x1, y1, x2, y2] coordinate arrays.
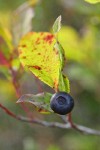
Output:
[[67, 113, 76, 128], [0, 103, 19, 119], [10, 67, 34, 118]]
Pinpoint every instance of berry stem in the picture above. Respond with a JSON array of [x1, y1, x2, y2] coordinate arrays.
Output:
[[67, 113, 74, 127]]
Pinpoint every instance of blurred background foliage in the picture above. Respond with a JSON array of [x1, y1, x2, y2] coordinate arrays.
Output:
[[0, 0, 100, 150]]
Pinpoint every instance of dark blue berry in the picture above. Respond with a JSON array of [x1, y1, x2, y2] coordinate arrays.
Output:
[[50, 92, 74, 115]]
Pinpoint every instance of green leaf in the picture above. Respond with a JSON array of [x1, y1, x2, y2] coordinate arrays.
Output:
[[18, 32, 61, 91], [58, 73, 70, 93], [52, 15, 62, 34], [85, 0, 100, 4], [0, 25, 13, 50], [54, 42, 70, 92], [0, 25, 13, 59], [54, 42, 65, 70], [17, 92, 53, 114]]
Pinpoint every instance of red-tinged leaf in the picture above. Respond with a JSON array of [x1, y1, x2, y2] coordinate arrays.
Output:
[[18, 31, 70, 92], [18, 32, 61, 91]]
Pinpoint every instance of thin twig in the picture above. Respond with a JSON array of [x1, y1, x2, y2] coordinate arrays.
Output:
[[17, 116, 71, 129], [73, 124, 100, 135], [0, 103, 100, 135]]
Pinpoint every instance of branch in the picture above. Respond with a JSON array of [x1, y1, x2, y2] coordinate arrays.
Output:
[[0, 103, 100, 135], [0, 103, 19, 119], [67, 113, 100, 135], [73, 124, 100, 135], [0, 103, 70, 128]]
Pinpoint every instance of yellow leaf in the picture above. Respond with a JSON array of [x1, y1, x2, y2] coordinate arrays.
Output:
[[18, 32, 61, 91]]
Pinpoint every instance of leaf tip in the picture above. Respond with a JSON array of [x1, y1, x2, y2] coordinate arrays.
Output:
[[16, 94, 29, 103], [16, 98, 22, 103], [53, 15, 62, 34]]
